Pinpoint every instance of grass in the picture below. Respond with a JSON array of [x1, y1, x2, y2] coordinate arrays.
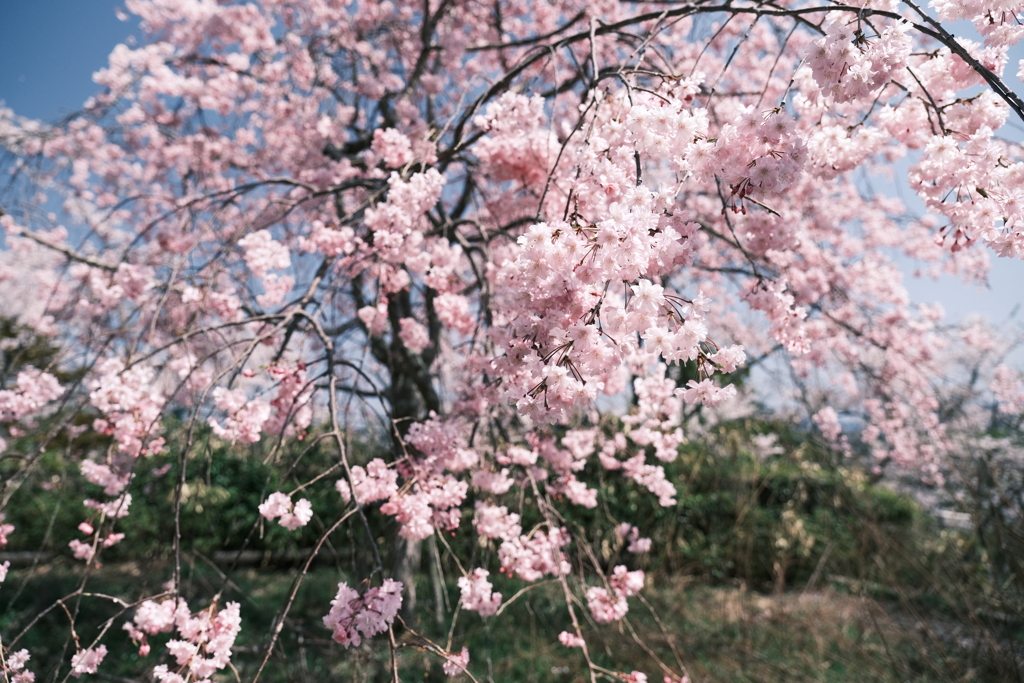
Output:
[[2, 414, 1022, 681], [4, 559, 1020, 683]]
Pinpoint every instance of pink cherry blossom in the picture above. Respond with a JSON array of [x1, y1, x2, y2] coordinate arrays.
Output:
[[84, 493, 131, 519], [442, 647, 469, 677], [0, 514, 13, 547], [88, 359, 165, 458], [70, 645, 107, 677], [586, 587, 628, 624], [131, 598, 180, 635], [237, 230, 290, 279], [337, 458, 399, 505], [559, 631, 585, 648], [458, 569, 502, 617], [6, 649, 30, 672], [398, 317, 431, 353], [68, 540, 95, 563], [992, 365, 1024, 414], [323, 580, 403, 648], [258, 492, 313, 530], [137, 600, 242, 681], [609, 566, 645, 598], [80, 460, 131, 496], [616, 523, 652, 553], [498, 528, 571, 582], [372, 128, 414, 168], [473, 504, 522, 541], [0, 368, 62, 421], [813, 407, 843, 444], [209, 387, 271, 444]]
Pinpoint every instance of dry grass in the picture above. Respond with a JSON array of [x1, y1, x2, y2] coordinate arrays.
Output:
[[616, 579, 1023, 683]]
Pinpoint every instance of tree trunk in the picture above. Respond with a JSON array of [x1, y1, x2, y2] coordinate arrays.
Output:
[[392, 533, 422, 628]]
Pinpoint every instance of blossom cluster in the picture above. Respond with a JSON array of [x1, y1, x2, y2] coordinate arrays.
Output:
[[122, 597, 241, 683], [258, 492, 313, 530], [88, 359, 165, 457], [616, 523, 652, 554], [807, 20, 912, 104], [585, 565, 645, 623], [209, 387, 271, 444], [336, 458, 399, 505], [441, 647, 470, 677], [1, 648, 34, 683], [458, 569, 502, 617], [0, 367, 62, 422], [0, 513, 13, 548], [322, 580, 403, 648], [992, 364, 1024, 414], [70, 646, 107, 678]]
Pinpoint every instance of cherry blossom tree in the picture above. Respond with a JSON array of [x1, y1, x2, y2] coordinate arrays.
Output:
[[1, 0, 1023, 680]]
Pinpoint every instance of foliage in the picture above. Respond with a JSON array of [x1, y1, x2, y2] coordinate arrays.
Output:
[[4, 413, 1023, 681]]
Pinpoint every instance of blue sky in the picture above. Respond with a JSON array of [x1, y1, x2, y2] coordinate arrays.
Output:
[[0, 1, 1022, 328], [0, 1, 138, 121]]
